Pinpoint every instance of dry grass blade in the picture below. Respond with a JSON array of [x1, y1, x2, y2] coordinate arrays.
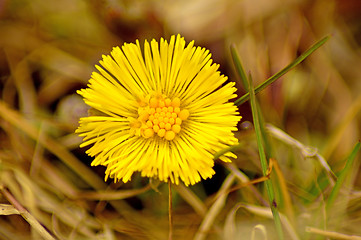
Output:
[[251, 224, 268, 240], [306, 227, 361, 240], [0, 187, 56, 240], [223, 203, 242, 240], [0, 100, 106, 190], [0, 204, 20, 215], [266, 124, 336, 185], [240, 204, 300, 240], [225, 163, 268, 205], [1, 164, 102, 238], [173, 184, 207, 217], [194, 174, 235, 240], [75, 185, 151, 200]]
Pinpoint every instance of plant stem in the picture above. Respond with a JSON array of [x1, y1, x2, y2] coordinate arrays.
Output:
[[168, 181, 173, 240]]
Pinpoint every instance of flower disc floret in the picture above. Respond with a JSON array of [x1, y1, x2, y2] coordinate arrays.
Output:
[[133, 95, 189, 141]]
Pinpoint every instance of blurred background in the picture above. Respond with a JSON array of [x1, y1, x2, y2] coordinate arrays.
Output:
[[0, 0, 361, 239]]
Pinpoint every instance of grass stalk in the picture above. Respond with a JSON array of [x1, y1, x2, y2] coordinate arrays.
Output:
[[326, 142, 361, 210], [232, 36, 330, 106], [248, 74, 284, 239], [168, 181, 173, 240]]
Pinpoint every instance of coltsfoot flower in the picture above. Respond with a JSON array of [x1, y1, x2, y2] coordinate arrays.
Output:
[[76, 34, 241, 186]]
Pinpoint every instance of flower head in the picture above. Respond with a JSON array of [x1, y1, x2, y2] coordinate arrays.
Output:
[[76, 34, 241, 186]]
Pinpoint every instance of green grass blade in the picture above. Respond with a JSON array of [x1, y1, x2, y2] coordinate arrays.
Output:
[[326, 142, 361, 210], [230, 44, 273, 157], [234, 36, 330, 106], [230, 44, 249, 91], [248, 74, 284, 240], [230, 46, 286, 213], [257, 106, 273, 158]]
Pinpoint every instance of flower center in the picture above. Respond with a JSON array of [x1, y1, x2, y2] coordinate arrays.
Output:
[[133, 95, 189, 141]]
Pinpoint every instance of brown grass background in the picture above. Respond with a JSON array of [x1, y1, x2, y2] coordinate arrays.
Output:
[[0, 0, 361, 239]]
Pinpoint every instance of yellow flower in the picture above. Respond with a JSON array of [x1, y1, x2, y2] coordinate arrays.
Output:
[[76, 34, 241, 186]]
